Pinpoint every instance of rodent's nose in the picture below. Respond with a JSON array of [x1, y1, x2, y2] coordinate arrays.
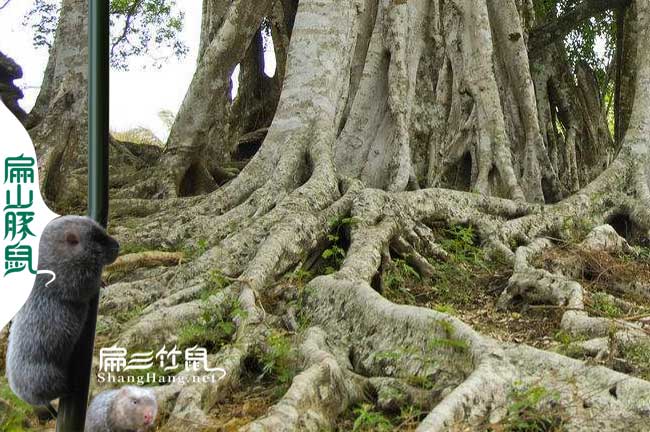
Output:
[[144, 412, 153, 424]]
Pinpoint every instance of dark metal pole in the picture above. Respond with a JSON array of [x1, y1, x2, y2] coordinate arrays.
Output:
[[56, 1, 109, 430]]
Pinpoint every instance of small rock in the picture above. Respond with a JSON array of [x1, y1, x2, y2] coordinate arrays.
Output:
[[581, 225, 631, 254]]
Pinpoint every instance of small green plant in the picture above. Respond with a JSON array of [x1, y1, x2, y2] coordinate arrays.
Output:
[[553, 331, 586, 358], [430, 320, 469, 351], [619, 342, 650, 380], [439, 224, 482, 263], [0, 378, 34, 431], [398, 405, 425, 429], [433, 303, 458, 315], [633, 245, 650, 261], [375, 349, 404, 361], [352, 404, 393, 432], [320, 217, 358, 274], [288, 267, 313, 286], [428, 337, 469, 351], [372, 348, 438, 389], [285, 284, 315, 330], [321, 244, 345, 274], [197, 238, 209, 255], [590, 292, 623, 318], [95, 317, 111, 335], [177, 299, 242, 351], [492, 385, 565, 432], [404, 374, 436, 390], [260, 330, 295, 386], [201, 269, 232, 299], [180, 237, 210, 260], [424, 223, 510, 307], [553, 330, 572, 346], [561, 217, 593, 242], [119, 242, 151, 255], [383, 259, 420, 303], [114, 304, 145, 324]]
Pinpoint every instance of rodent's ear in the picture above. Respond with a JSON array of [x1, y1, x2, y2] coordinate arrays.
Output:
[[65, 230, 80, 246]]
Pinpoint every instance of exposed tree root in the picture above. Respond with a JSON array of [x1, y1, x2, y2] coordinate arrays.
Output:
[[100, 174, 650, 430], [104, 251, 184, 274], [241, 327, 365, 431]]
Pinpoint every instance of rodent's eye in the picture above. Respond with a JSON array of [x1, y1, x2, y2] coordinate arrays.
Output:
[[65, 231, 80, 245], [132, 399, 138, 405]]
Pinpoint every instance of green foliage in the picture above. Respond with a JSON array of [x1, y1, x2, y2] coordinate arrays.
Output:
[[95, 317, 111, 335], [288, 267, 313, 286], [398, 405, 425, 429], [320, 216, 358, 274], [493, 384, 565, 432], [371, 323, 470, 391], [532, 0, 615, 129], [114, 304, 145, 324], [352, 404, 393, 432], [374, 349, 404, 361], [553, 330, 586, 358], [22, 0, 59, 49], [383, 259, 420, 303], [553, 330, 573, 346], [428, 224, 501, 306], [321, 243, 345, 273], [202, 269, 232, 299], [0, 378, 34, 431], [118, 242, 151, 255], [560, 217, 593, 242], [619, 342, 650, 381], [633, 245, 650, 261], [428, 337, 469, 351], [439, 225, 482, 264], [590, 292, 623, 318], [430, 320, 469, 352], [24, 0, 188, 70], [121, 236, 209, 261], [379, 223, 508, 310], [404, 374, 436, 390], [533, 0, 615, 69], [433, 303, 458, 315], [179, 237, 209, 260], [285, 283, 314, 330], [260, 331, 295, 386], [177, 299, 243, 351], [532, 0, 558, 18]]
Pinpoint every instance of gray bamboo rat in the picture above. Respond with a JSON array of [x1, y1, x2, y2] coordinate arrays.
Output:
[[6, 215, 119, 406], [85, 386, 158, 432]]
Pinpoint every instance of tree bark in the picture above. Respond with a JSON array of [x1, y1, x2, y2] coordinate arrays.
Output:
[[156, 0, 276, 196], [27, 0, 89, 209]]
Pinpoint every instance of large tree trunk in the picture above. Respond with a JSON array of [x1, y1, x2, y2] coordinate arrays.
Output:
[[26, 0, 89, 210], [153, 0, 298, 197], [93, 0, 650, 430]]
